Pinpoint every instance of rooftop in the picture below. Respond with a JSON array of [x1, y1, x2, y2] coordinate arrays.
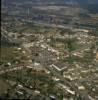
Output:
[[51, 62, 69, 71]]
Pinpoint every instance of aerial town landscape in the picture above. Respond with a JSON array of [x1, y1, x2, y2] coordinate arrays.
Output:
[[1, 0, 98, 100]]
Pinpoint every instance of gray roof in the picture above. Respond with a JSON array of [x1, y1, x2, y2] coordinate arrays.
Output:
[[51, 62, 69, 71]]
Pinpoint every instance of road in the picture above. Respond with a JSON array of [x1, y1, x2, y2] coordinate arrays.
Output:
[[0, 66, 24, 75], [0, 46, 91, 100], [23, 20, 74, 29], [22, 42, 91, 100], [44, 64, 90, 100], [0, 30, 91, 99], [1, 28, 21, 44]]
